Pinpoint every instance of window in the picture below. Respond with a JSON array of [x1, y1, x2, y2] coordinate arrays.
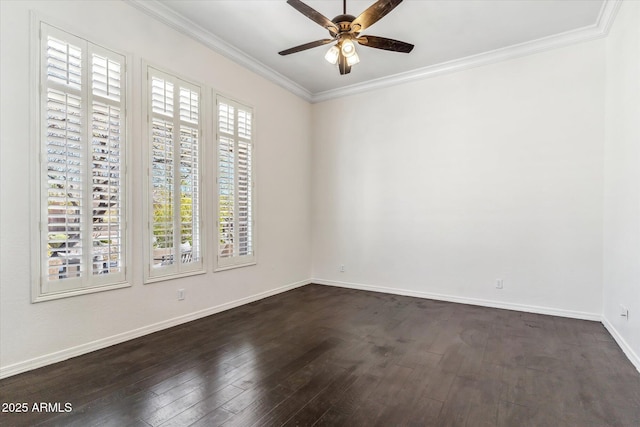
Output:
[[36, 23, 128, 300], [216, 96, 255, 269], [145, 66, 203, 282]]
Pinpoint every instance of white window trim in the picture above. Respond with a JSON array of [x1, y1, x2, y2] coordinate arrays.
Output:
[[215, 93, 257, 272], [143, 63, 207, 284], [30, 15, 132, 302]]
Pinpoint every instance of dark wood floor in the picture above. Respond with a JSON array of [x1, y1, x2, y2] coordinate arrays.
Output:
[[1, 284, 639, 426]]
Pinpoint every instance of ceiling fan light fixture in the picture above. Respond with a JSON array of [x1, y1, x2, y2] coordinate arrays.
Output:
[[341, 38, 356, 57], [324, 45, 340, 64]]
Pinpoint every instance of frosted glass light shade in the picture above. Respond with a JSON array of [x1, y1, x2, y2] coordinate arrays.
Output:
[[324, 46, 339, 64], [346, 52, 360, 66], [341, 39, 356, 57]]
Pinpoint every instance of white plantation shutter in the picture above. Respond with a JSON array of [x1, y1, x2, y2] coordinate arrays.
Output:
[[39, 24, 127, 297], [90, 47, 124, 278], [236, 109, 253, 257], [217, 96, 255, 269], [150, 117, 175, 263], [147, 68, 202, 281]]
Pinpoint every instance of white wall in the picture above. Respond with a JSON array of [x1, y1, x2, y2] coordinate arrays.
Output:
[[0, 0, 311, 376], [311, 39, 606, 319], [603, 0, 640, 368]]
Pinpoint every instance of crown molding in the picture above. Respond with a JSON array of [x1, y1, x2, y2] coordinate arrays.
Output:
[[125, 0, 621, 104], [124, 0, 313, 102], [596, 0, 623, 33], [312, 0, 622, 102]]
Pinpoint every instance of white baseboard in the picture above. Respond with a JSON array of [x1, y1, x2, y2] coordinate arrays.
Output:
[[0, 279, 310, 379], [311, 278, 602, 321], [602, 315, 640, 373]]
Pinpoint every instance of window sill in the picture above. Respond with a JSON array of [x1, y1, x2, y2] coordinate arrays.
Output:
[[214, 260, 256, 272], [144, 268, 206, 284], [32, 281, 131, 303]]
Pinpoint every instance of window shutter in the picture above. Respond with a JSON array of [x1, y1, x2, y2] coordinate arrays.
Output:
[[147, 69, 202, 280], [179, 88, 200, 264], [151, 117, 175, 263], [45, 87, 84, 284], [40, 23, 127, 296], [217, 97, 255, 268], [218, 102, 235, 259], [90, 49, 124, 278], [150, 76, 176, 266], [46, 36, 82, 90], [237, 109, 252, 257]]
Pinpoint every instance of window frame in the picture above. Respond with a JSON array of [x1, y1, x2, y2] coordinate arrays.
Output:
[[143, 64, 206, 284], [31, 18, 131, 302], [215, 94, 256, 271]]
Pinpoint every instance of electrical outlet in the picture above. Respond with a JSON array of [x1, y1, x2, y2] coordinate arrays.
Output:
[[620, 304, 629, 320], [178, 289, 185, 300], [496, 279, 503, 289], [339, 265, 345, 273]]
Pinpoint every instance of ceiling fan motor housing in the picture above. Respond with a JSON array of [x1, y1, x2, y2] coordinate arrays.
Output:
[[331, 14, 357, 34]]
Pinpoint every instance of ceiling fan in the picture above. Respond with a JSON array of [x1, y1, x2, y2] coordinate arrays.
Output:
[[279, 0, 414, 75]]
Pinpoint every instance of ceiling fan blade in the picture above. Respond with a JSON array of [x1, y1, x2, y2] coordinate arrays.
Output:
[[279, 39, 335, 56], [351, 0, 403, 33], [357, 35, 414, 53], [338, 52, 351, 75], [286, 0, 339, 35]]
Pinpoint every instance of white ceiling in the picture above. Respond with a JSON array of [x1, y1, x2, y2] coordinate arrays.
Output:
[[129, 0, 615, 101]]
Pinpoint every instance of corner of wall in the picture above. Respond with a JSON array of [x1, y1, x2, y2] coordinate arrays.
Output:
[[602, 315, 640, 373]]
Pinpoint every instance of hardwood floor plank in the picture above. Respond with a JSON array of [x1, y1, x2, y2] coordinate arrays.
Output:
[[312, 370, 382, 426], [373, 363, 432, 426], [229, 337, 341, 391], [252, 366, 348, 426], [186, 406, 234, 427], [497, 400, 532, 427], [280, 370, 360, 427], [142, 384, 242, 426], [405, 397, 443, 426], [220, 385, 292, 427], [154, 384, 243, 427]]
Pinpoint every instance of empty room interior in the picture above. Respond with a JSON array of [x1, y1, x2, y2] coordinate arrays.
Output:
[[0, 0, 639, 425]]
